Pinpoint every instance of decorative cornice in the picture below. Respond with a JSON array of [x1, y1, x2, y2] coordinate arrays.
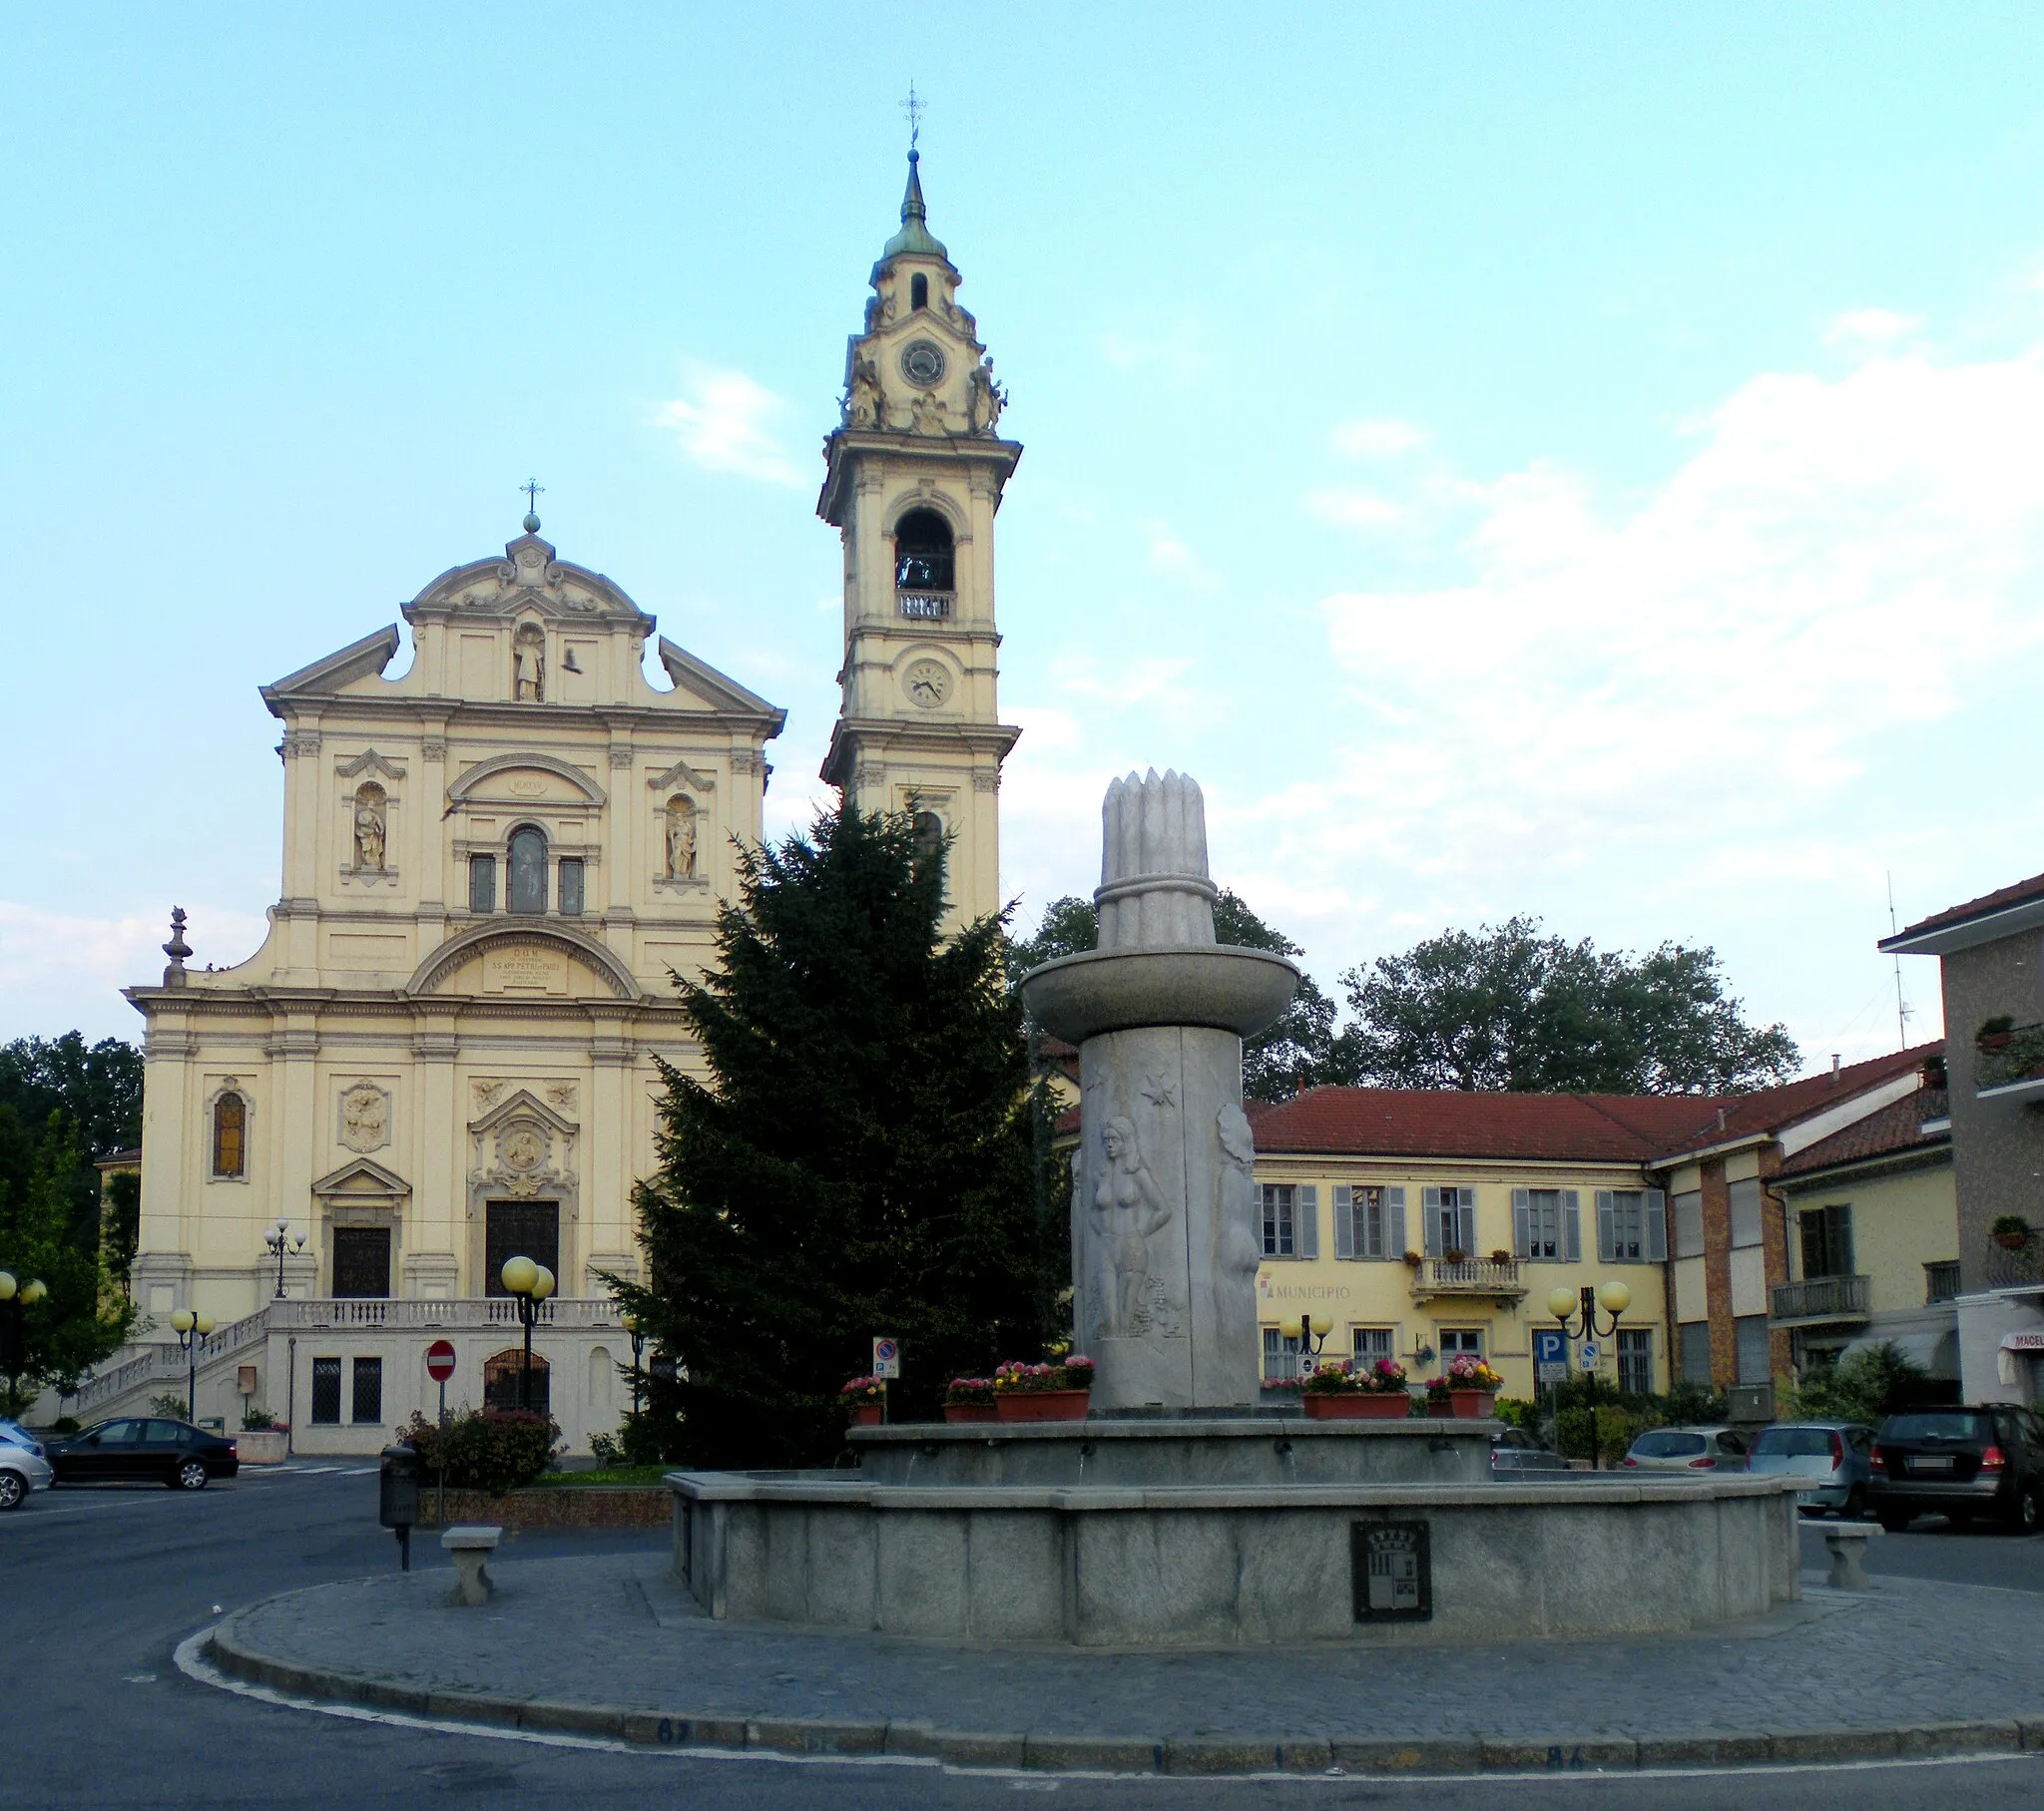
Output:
[[648, 757, 716, 793]]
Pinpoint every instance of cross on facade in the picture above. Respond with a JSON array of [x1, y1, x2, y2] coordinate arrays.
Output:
[[521, 478, 545, 514], [900, 83, 924, 149]]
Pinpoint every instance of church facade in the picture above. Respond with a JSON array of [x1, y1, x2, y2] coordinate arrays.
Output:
[[107, 154, 1024, 1453]]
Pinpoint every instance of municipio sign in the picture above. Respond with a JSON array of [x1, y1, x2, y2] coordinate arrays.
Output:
[[872, 1337, 901, 1380], [424, 1339, 456, 1382]]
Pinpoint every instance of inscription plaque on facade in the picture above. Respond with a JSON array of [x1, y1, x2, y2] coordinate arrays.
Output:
[[482, 946, 570, 995], [1351, 1520, 1432, 1621]]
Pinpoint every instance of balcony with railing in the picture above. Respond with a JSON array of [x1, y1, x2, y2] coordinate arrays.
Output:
[[1408, 1257, 1526, 1302], [897, 590, 954, 621], [267, 1296, 624, 1331], [1924, 1260, 1963, 1304], [1769, 1273, 1872, 1327], [1976, 1022, 2044, 1106]]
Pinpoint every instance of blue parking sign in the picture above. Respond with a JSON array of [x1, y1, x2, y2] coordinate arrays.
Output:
[[1533, 1328, 1567, 1384]]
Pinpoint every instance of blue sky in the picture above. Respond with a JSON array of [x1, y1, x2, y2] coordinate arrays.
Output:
[[7, 5, 2044, 1066]]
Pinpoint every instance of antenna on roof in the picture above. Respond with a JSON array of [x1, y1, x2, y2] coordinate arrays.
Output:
[[1886, 872, 1912, 1051]]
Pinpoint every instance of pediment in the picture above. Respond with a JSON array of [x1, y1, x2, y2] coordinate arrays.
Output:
[[404, 532, 657, 630], [262, 627, 402, 702], [469, 1088, 578, 1137], [447, 752, 607, 807], [310, 1156, 411, 1199], [406, 922, 640, 1001], [657, 639, 785, 724]]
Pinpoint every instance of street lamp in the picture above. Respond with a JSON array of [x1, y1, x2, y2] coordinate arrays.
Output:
[[500, 1256, 555, 1413], [0, 1272, 49, 1412], [170, 1307, 217, 1426], [1279, 1310, 1334, 1381], [1547, 1281, 1632, 1471], [621, 1310, 647, 1421], [263, 1219, 306, 1299]]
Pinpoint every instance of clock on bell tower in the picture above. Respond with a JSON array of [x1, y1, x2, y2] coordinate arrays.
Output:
[[818, 147, 1022, 929]]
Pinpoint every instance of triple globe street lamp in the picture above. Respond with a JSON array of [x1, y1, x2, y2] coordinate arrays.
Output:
[[621, 1310, 647, 1421], [0, 1271, 49, 1411], [170, 1307, 217, 1425], [1546, 1279, 1632, 1471], [499, 1255, 555, 1413]]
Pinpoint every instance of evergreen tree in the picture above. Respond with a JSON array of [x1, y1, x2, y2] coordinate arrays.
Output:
[[618, 805, 1064, 1468]]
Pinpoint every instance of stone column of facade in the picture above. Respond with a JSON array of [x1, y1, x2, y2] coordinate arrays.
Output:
[[1021, 770, 1298, 1413]]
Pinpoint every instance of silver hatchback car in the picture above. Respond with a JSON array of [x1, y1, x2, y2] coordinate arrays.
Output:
[[0, 1420, 54, 1511], [1620, 1425, 1751, 1474], [1745, 1421, 1875, 1518]]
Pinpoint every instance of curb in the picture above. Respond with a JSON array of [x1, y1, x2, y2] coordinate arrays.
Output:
[[205, 1612, 2044, 1777]]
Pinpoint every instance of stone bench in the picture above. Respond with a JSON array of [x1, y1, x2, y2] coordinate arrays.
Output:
[[1821, 1523, 1879, 1590], [441, 1525, 501, 1606]]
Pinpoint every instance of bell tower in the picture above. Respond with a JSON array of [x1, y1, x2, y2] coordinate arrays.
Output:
[[818, 147, 1022, 928]]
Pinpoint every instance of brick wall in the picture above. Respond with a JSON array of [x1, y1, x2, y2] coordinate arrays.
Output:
[[1701, 1158, 1735, 1385]]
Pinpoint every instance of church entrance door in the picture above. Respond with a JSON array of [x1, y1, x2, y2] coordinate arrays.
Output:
[[331, 1226, 391, 1298]]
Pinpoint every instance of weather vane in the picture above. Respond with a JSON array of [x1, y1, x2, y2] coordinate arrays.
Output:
[[901, 82, 924, 150]]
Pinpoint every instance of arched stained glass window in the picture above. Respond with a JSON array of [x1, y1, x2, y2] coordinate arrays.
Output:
[[508, 826, 547, 915], [213, 1093, 247, 1178]]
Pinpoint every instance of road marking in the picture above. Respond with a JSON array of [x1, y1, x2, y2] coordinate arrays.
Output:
[[174, 1628, 2044, 1786]]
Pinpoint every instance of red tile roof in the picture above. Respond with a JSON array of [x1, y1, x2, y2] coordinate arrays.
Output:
[[1890, 869, 2044, 943], [1248, 1088, 1721, 1163], [1774, 1087, 1950, 1182], [1648, 1043, 1942, 1159]]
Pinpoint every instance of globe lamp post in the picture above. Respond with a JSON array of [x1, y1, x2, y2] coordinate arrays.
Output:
[[1278, 1310, 1334, 1382], [500, 1256, 555, 1413], [621, 1311, 647, 1421], [263, 1219, 306, 1299], [1546, 1281, 1632, 1470], [171, 1308, 218, 1426], [0, 1272, 49, 1413]]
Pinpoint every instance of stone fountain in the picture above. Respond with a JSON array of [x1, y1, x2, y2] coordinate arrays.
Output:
[[667, 770, 1801, 1645]]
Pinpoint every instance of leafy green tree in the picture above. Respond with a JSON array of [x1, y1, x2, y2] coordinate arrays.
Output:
[[1789, 1342, 1935, 1426], [618, 804, 1065, 1468], [0, 1110, 135, 1412], [1009, 891, 1352, 1104], [0, 1033, 144, 1250], [1338, 916, 1798, 1094]]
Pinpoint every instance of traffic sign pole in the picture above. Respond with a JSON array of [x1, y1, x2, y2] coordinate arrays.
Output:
[[424, 1341, 457, 1525]]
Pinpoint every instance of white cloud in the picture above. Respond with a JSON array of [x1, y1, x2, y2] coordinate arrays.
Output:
[[1300, 342, 2044, 900], [1824, 307, 1924, 347], [1331, 417, 1428, 458], [656, 363, 803, 485], [1305, 485, 1402, 528], [0, 900, 271, 1041], [1144, 520, 1220, 590]]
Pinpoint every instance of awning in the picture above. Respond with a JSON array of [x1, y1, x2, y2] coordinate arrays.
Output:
[[1837, 1328, 1960, 1378], [1998, 1329, 2044, 1386]]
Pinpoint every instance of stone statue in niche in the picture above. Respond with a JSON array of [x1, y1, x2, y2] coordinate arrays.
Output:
[[1091, 1115, 1176, 1338], [665, 795, 698, 880], [847, 353, 884, 429], [352, 783, 387, 871], [513, 626, 545, 702], [969, 356, 1006, 435]]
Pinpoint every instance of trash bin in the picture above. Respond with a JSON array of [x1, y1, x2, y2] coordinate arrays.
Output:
[[379, 1442, 419, 1570]]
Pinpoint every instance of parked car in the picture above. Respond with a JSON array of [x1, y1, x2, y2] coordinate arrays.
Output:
[[1745, 1422, 1875, 1518], [1620, 1426, 1751, 1473], [0, 1420, 53, 1510], [1490, 1427, 1572, 1475], [44, 1418, 240, 1491], [1870, 1406, 2044, 1534]]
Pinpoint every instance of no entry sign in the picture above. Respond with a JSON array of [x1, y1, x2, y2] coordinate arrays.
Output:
[[425, 1339, 457, 1382]]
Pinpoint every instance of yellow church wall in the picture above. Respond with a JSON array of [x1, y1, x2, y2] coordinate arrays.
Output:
[[1250, 1154, 1672, 1401]]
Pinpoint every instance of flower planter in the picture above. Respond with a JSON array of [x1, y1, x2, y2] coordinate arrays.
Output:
[[234, 1428, 289, 1465], [1995, 1233, 2029, 1252], [847, 1403, 883, 1427], [1303, 1392, 1409, 1420], [1447, 1390, 1497, 1419], [943, 1403, 999, 1423], [1980, 1032, 2013, 1052], [995, 1389, 1090, 1423]]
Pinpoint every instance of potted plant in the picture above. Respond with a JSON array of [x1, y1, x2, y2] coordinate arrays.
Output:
[[840, 1374, 886, 1426], [1992, 1214, 2032, 1253], [1260, 1374, 1303, 1403], [1444, 1247, 1468, 1264], [944, 1377, 999, 1423], [992, 1355, 1094, 1421], [1441, 1354, 1503, 1418], [1488, 1249, 1511, 1265], [1401, 1249, 1423, 1268], [1978, 1015, 2016, 1052], [1302, 1357, 1410, 1419]]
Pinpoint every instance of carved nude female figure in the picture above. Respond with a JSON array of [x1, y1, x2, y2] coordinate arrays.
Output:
[[1092, 1115, 1172, 1336]]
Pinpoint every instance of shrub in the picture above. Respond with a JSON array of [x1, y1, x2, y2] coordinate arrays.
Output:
[[149, 1393, 188, 1420], [242, 1406, 277, 1431], [1788, 1341, 1935, 1426], [50, 1416, 80, 1435], [588, 1431, 622, 1468], [400, 1408, 559, 1496]]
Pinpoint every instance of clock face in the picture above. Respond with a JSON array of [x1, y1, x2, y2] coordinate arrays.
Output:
[[899, 339, 946, 388], [903, 659, 952, 709]]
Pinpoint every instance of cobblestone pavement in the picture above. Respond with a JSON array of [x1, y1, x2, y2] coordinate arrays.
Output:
[[220, 1552, 2044, 1746]]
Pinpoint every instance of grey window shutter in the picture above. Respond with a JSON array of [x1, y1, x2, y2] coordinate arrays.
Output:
[[1512, 1187, 1531, 1259], [1564, 1189, 1583, 1262], [1333, 1185, 1354, 1260], [1595, 1189, 1616, 1264], [1388, 1187, 1407, 1258], [1422, 1186, 1442, 1257], [1298, 1184, 1319, 1258], [1645, 1188, 1668, 1262], [1457, 1196, 1476, 1254]]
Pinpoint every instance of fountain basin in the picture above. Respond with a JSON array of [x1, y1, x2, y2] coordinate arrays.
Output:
[[1020, 945, 1300, 1043]]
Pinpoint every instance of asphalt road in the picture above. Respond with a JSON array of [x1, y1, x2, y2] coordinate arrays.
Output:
[[3, 1467, 2040, 1810]]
